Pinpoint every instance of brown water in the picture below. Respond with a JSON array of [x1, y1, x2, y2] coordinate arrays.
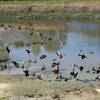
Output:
[[0, 21, 100, 84]]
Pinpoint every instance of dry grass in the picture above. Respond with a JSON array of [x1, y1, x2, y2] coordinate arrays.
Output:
[[0, 1, 100, 21], [0, 2, 100, 13], [0, 75, 100, 100]]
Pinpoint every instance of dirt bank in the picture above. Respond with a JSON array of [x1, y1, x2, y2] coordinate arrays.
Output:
[[0, 75, 100, 100], [0, 2, 100, 21], [0, 2, 100, 13]]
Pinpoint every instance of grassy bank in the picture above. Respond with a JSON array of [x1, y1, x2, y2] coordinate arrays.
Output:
[[0, 0, 100, 5], [0, 75, 100, 100], [0, 1, 100, 21], [0, 12, 100, 22]]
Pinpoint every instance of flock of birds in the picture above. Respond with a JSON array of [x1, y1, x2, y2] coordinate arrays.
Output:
[[0, 45, 100, 82], [0, 24, 100, 83]]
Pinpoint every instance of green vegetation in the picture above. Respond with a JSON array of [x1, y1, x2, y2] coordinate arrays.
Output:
[[0, 0, 100, 5], [0, 12, 100, 22], [0, 45, 8, 62], [0, 0, 100, 21]]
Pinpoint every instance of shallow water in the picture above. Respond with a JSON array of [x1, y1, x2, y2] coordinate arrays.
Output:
[[0, 21, 100, 84]]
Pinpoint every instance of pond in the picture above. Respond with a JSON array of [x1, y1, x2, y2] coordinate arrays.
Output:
[[0, 21, 100, 84]]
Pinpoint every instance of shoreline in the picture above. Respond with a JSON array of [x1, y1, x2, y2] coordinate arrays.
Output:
[[0, 74, 100, 100]]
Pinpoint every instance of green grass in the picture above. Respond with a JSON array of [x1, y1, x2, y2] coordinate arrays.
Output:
[[9, 80, 95, 97], [0, 0, 100, 5], [0, 12, 100, 22], [0, 45, 8, 62]]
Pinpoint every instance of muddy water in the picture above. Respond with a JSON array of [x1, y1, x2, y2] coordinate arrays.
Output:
[[0, 21, 100, 84]]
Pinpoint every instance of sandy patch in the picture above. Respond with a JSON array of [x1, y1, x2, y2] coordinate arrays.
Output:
[[95, 89, 100, 93], [0, 83, 11, 97]]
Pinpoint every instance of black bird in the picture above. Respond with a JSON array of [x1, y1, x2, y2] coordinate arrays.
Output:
[[92, 66, 100, 74], [3, 64, 7, 69], [78, 54, 87, 60], [95, 76, 100, 81], [26, 49, 31, 54], [4, 27, 7, 30], [80, 50, 83, 52], [48, 38, 52, 41], [51, 62, 60, 67], [72, 64, 79, 67], [32, 72, 36, 77], [56, 73, 62, 79], [21, 65, 24, 69], [6, 47, 10, 53], [51, 66, 60, 74], [41, 65, 46, 71], [0, 65, 4, 71], [86, 69, 90, 73], [78, 66, 84, 71], [69, 68, 75, 77], [11, 61, 19, 68], [72, 64, 84, 71], [18, 26, 21, 30], [56, 52, 64, 59], [23, 69, 29, 77], [92, 66, 97, 71], [33, 60, 37, 63], [53, 59, 56, 61], [98, 66, 100, 69], [69, 68, 78, 78], [36, 74, 43, 80], [0, 64, 7, 71], [1, 24, 4, 27], [73, 72, 78, 78], [96, 69, 100, 74], [40, 55, 47, 59]]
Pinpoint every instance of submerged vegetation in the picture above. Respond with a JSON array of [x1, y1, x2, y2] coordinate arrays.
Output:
[[0, 45, 8, 62]]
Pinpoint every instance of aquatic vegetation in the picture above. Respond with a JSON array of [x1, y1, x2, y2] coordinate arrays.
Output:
[[0, 45, 8, 62], [13, 40, 24, 47]]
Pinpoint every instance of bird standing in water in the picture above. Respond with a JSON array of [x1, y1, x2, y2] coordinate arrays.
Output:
[[69, 68, 78, 79], [26, 49, 31, 54], [6, 47, 10, 53], [51, 66, 60, 74], [11, 61, 19, 68], [40, 55, 47, 59], [78, 54, 87, 60], [56, 52, 64, 59], [23, 69, 29, 77]]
